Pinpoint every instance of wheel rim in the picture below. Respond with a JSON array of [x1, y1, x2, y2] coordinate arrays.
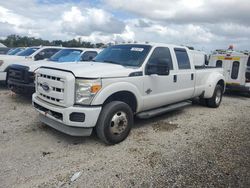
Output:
[[215, 89, 222, 104], [110, 111, 128, 135]]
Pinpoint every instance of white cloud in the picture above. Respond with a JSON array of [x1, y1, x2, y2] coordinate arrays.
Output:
[[0, 0, 249, 51], [61, 6, 125, 36]]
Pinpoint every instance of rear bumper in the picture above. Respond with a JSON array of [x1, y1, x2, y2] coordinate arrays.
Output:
[[226, 84, 250, 92], [0, 71, 6, 81], [32, 94, 102, 136]]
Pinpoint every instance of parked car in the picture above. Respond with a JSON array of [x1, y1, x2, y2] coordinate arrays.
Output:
[[0, 47, 11, 55], [209, 49, 250, 94], [7, 48, 102, 95], [6, 47, 26, 55], [32, 43, 225, 144], [0, 46, 63, 83]]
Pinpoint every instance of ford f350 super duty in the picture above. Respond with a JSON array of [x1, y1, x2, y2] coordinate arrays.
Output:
[[32, 43, 225, 144]]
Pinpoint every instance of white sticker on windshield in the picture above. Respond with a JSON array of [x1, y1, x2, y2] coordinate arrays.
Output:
[[131, 47, 144, 52]]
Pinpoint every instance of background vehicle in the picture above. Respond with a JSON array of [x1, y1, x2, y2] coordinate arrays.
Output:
[[0, 46, 63, 83], [6, 47, 26, 55], [0, 43, 10, 55], [7, 48, 102, 95], [209, 49, 250, 94], [32, 43, 225, 145]]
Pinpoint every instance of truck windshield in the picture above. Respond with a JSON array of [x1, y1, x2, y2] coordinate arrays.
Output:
[[17, 47, 39, 56], [93, 44, 151, 67], [49, 49, 83, 62]]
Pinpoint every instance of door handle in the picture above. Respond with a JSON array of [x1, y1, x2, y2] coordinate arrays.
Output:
[[173, 75, 177, 82], [191, 73, 194, 80]]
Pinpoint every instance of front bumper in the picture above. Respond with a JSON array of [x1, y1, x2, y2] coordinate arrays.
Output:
[[32, 94, 102, 136], [8, 79, 35, 94], [0, 71, 6, 81]]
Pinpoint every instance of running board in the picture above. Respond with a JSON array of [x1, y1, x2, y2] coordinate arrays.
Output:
[[136, 101, 192, 119]]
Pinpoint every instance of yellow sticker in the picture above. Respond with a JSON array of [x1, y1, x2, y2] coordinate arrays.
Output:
[[217, 56, 240, 61]]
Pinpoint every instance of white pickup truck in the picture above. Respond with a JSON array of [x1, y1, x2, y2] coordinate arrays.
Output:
[[7, 48, 102, 95], [0, 46, 63, 83], [32, 43, 225, 144]]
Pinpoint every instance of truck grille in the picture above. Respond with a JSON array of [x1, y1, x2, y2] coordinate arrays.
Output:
[[36, 68, 75, 107], [8, 68, 24, 80], [8, 65, 33, 84]]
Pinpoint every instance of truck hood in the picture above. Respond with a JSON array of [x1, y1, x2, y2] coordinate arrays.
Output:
[[0, 56, 28, 71], [40, 61, 140, 78], [0, 55, 25, 61], [14, 60, 53, 72]]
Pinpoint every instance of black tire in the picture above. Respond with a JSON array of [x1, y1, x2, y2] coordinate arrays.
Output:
[[96, 101, 134, 145], [206, 85, 223, 108], [199, 97, 208, 106]]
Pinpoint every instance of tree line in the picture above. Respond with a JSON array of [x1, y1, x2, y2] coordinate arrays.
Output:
[[0, 35, 105, 48]]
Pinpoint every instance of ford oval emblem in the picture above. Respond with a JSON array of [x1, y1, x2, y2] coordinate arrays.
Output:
[[41, 82, 50, 92]]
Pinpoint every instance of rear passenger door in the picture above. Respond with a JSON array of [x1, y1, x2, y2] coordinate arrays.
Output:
[[174, 48, 195, 100]]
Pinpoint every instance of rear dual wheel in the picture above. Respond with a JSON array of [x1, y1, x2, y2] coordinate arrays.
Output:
[[200, 85, 223, 108]]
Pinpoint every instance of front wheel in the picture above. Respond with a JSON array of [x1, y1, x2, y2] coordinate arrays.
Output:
[[96, 101, 134, 145], [206, 85, 223, 108]]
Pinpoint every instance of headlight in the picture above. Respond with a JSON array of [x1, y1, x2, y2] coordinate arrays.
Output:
[[75, 79, 102, 105], [0, 60, 4, 66]]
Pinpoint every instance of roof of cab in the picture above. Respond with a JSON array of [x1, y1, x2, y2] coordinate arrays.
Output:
[[110, 42, 190, 50]]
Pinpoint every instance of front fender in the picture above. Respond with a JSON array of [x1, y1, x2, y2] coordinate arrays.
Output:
[[92, 82, 143, 112], [203, 72, 225, 98]]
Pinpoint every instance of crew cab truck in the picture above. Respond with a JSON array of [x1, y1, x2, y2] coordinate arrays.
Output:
[[32, 43, 225, 145], [209, 49, 250, 94], [0, 46, 63, 83], [7, 48, 102, 95]]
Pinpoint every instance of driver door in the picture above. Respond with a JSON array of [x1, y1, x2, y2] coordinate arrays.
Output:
[[143, 47, 178, 110]]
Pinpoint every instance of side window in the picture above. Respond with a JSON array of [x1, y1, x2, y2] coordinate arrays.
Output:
[[174, 48, 191, 69], [147, 47, 173, 70], [216, 60, 223, 67], [205, 55, 209, 65], [35, 48, 60, 60], [81, 51, 98, 61], [231, 61, 240, 79], [247, 56, 250, 66], [43, 49, 61, 58]]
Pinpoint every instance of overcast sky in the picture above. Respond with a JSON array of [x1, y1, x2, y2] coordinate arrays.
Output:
[[0, 0, 249, 51]]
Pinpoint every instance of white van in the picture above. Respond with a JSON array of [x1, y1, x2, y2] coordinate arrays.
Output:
[[209, 49, 250, 94]]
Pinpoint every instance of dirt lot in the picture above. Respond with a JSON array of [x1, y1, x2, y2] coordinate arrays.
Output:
[[0, 85, 249, 188]]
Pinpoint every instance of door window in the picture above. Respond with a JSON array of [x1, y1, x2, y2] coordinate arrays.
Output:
[[35, 48, 61, 60], [81, 51, 98, 61], [231, 61, 240, 79], [216, 60, 223, 67], [147, 47, 173, 70], [205, 55, 209, 65], [247, 56, 250, 66], [174, 48, 191, 69]]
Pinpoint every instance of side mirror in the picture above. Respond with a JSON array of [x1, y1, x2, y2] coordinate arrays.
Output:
[[146, 61, 170, 76]]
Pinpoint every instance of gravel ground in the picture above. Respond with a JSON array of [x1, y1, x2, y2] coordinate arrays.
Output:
[[0, 85, 249, 188]]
